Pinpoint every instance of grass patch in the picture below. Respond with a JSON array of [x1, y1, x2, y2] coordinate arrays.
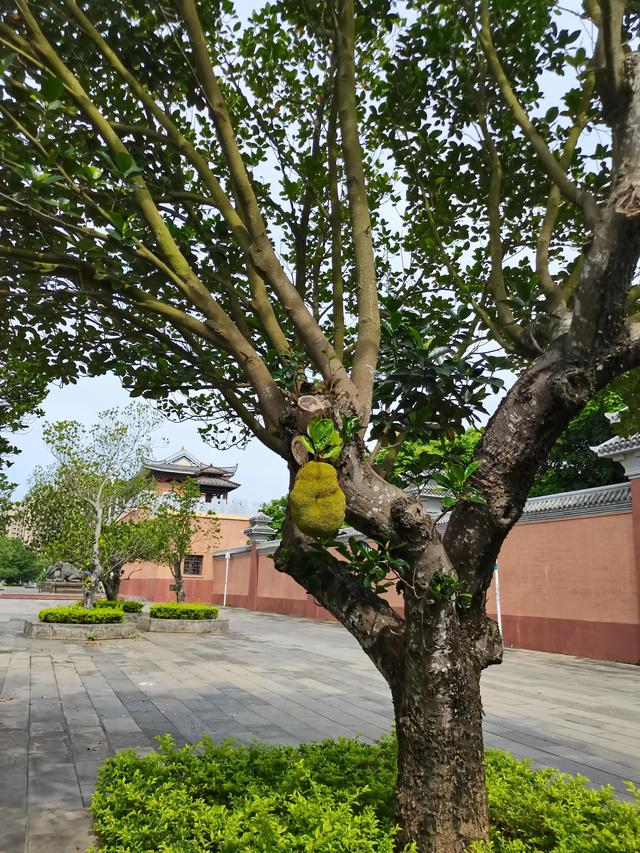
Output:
[[89, 734, 640, 852]]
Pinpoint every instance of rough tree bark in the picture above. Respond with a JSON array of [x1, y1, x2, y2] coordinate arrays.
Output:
[[278, 436, 500, 852], [173, 559, 186, 603]]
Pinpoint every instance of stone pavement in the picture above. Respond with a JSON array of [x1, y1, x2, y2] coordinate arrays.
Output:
[[0, 597, 638, 852]]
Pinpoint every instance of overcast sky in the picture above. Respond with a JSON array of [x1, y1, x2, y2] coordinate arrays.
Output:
[[7, 374, 290, 507]]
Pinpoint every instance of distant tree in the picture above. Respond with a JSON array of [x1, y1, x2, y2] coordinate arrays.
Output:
[[0, 475, 14, 536], [22, 476, 92, 568], [607, 371, 640, 438], [530, 394, 626, 496], [153, 478, 220, 603], [98, 518, 162, 601], [258, 496, 288, 535], [380, 430, 483, 490], [25, 404, 160, 606], [386, 392, 627, 499], [0, 535, 43, 584]]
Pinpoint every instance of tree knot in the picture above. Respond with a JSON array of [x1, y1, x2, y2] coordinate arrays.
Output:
[[390, 496, 433, 542], [549, 367, 592, 406], [614, 182, 640, 219]]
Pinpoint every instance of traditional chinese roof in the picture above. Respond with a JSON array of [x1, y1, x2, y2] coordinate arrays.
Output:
[[428, 481, 632, 529], [196, 476, 240, 490], [592, 434, 640, 459], [518, 482, 631, 522], [143, 448, 238, 479], [244, 512, 277, 541], [405, 483, 450, 499]]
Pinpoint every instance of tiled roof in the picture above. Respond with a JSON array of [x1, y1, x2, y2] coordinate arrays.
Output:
[[143, 448, 238, 478], [518, 482, 631, 522], [405, 483, 451, 498], [196, 476, 240, 490], [245, 512, 277, 541], [430, 481, 632, 528], [592, 434, 640, 458]]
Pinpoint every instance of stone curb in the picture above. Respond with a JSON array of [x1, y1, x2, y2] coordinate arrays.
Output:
[[147, 617, 229, 634], [23, 614, 230, 638], [23, 619, 138, 640]]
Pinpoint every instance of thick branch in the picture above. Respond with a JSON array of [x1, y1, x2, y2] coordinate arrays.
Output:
[[328, 83, 345, 359], [480, 119, 524, 344], [600, 0, 627, 117], [536, 70, 596, 305], [60, 0, 289, 358], [571, 55, 640, 351], [175, 0, 358, 398], [276, 519, 405, 686], [295, 84, 330, 299], [16, 0, 286, 427], [479, 0, 600, 227], [335, 0, 380, 416]]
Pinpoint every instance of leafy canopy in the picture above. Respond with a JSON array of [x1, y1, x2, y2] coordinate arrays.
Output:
[[0, 535, 43, 583]]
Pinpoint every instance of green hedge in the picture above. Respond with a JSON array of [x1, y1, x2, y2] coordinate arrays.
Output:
[[149, 603, 219, 620], [94, 599, 144, 613], [39, 605, 123, 624], [88, 735, 640, 852]]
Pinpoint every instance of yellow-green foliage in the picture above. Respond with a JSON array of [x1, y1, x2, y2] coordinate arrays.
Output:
[[290, 461, 346, 538]]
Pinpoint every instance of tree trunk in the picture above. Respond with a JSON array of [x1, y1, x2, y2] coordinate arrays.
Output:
[[84, 497, 105, 608], [174, 559, 185, 603], [102, 570, 120, 601], [393, 594, 488, 853], [82, 572, 102, 608], [279, 429, 499, 852]]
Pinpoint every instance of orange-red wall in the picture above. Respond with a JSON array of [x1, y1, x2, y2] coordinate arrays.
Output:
[[486, 512, 640, 662], [121, 506, 640, 663], [120, 514, 249, 602]]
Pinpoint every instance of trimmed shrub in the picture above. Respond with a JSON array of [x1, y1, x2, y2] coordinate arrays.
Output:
[[476, 750, 640, 851], [88, 735, 640, 853], [39, 605, 123, 624], [94, 599, 144, 613], [149, 603, 219, 620]]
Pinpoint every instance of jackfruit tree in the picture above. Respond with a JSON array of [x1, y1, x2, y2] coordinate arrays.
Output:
[[2, 1, 640, 850]]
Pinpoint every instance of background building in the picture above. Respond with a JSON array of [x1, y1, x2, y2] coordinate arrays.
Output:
[[120, 449, 251, 601]]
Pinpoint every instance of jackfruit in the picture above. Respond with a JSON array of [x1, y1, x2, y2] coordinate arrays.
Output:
[[289, 461, 346, 538]]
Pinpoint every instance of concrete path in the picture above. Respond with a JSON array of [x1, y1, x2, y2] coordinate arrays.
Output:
[[1, 597, 638, 852]]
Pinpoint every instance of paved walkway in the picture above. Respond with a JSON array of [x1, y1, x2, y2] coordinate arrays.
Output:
[[1, 598, 638, 852]]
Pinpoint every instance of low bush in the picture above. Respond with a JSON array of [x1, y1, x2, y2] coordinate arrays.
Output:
[[39, 605, 123, 624], [88, 734, 640, 852], [149, 602, 219, 620], [94, 599, 144, 613]]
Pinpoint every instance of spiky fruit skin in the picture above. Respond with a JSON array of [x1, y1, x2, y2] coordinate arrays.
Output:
[[289, 461, 346, 538]]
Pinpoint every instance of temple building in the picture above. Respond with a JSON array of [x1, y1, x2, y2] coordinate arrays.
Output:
[[119, 449, 250, 600], [143, 448, 241, 504]]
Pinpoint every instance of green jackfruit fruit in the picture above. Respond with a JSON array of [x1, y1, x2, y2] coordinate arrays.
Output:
[[289, 461, 346, 538]]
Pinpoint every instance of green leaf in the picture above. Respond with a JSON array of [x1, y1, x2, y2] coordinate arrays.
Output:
[[299, 436, 314, 454], [463, 460, 481, 478], [320, 444, 341, 460], [113, 151, 134, 174], [307, 416, 335, 449], [41, 75, 64, 103]]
